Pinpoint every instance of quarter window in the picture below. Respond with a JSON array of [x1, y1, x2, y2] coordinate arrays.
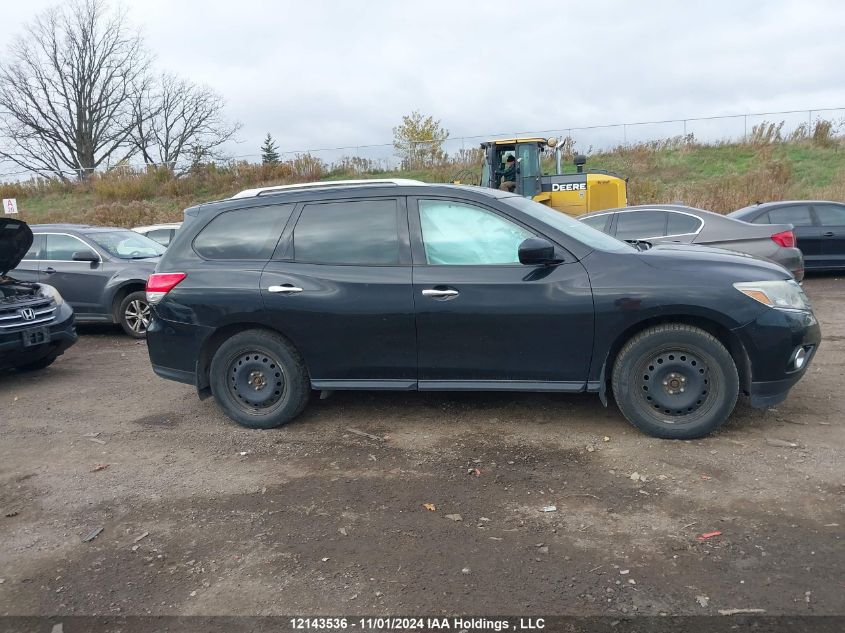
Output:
[[293, 200, 400, 265], [667, 212, 702, 235], [194, 204, 294, 260], [765, 206, 814, 226], [146, 229, 173, 246], [418, 199, 533, 265], [814, 204, 845, 226], [44, 234, 97, 261], [615, 211, 668, 240]]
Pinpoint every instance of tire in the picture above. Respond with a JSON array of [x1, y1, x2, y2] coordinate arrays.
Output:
[[611, 324, 739, 439], [15, 354, 59, 372], [118, 291, 151, 339], [209, 329, 310, 429]]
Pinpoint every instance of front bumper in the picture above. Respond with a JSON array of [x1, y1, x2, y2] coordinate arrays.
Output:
[[733, 308, 820, 408], [0, 304, 78, 370]]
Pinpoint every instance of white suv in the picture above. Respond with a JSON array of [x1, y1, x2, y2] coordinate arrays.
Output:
[[133, 223, 182, 247]]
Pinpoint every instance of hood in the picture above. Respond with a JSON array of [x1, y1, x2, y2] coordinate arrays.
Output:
[[0, 218, 33, 276], [640, 243, 789, 278]]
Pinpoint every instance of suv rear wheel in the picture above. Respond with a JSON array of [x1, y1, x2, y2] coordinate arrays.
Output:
[[209, 329, 310, 429], [611, 324, 739, 439], [118, 291, 151, 338]]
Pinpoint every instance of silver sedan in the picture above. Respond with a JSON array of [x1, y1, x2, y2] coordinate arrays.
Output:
[[579, 204, 804, 280]]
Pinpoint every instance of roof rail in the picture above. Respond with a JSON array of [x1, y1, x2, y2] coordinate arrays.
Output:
[[231, 178, 426, 199]]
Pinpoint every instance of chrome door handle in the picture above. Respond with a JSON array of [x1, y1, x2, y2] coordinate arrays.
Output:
[[43, 267, 56, 274], [823, 231, 835, 237], [268, 285, 303, 293], [422, 288, 459, 298]]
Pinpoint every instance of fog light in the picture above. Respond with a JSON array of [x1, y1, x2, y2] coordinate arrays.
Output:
[[793, 347, 808, 370]]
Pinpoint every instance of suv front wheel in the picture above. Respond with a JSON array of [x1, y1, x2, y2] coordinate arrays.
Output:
[[209, 329, 310, 429], [611, 324, 739, 439]]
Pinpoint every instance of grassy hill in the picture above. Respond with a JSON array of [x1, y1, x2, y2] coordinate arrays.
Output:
[[3, 134, 844, 228]]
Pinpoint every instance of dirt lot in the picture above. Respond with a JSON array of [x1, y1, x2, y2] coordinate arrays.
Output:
[[0, 276, 843, 621]]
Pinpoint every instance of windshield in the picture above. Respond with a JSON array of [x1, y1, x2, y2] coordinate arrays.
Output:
[[84, 230, 165, 259], [500, 195, 635, 253]]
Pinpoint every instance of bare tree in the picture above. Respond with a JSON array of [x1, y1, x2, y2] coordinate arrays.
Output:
[[132, 73, 240, 171], [0, 0, 151, 180]]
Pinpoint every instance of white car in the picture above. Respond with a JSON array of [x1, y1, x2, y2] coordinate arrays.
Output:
[[132, 223, 182, 247]]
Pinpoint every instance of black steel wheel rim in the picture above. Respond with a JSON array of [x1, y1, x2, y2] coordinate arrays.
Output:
[[227, 350, 286, 411], [638, 349, 712, 419]]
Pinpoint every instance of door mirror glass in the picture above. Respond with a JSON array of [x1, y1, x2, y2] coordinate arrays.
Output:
[[518, 237, 557, 265], [71, 250, 99, 262]]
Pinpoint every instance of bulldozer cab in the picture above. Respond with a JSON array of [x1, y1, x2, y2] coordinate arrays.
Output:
[[480, 138, 544, 198], [479, 136, 628, 216]]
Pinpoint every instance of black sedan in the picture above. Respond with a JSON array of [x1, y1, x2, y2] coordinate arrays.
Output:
[[729, 201, 845, 271]]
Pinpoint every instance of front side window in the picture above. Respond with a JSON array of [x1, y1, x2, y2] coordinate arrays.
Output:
[[293, 200, 399, 265], [814, 204, 845, 226], [44, 234, 98, 261], [615, 211, 668, 240], [765, 206, 813, 226], [419, 199, 533, 265], [194, 204, 294, 260]]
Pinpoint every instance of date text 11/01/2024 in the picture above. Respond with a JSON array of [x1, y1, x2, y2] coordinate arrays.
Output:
[[289, 617, 546, 630]]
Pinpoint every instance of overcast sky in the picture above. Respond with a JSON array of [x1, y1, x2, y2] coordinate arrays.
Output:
[[2, 0, 845, 164]]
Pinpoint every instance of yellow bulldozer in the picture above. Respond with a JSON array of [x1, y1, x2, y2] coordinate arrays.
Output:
[[478, 137, 627, 216]]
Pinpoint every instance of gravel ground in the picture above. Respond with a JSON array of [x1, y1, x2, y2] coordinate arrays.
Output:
[[0, 275, 842, 621]]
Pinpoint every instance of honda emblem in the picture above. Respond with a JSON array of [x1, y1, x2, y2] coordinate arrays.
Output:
[[20, 307, 35, 320]]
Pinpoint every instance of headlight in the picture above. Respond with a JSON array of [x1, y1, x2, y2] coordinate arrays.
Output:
[[38, 284, 65, 306], [733, 280, 810, 311]]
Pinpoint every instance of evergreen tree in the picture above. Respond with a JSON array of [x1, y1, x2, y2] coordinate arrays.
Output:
[[260, 133, 280, 164]]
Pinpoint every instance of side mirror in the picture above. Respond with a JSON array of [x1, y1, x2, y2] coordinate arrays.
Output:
[[72, 250, 98, 262], [518, 237, 560, 265]]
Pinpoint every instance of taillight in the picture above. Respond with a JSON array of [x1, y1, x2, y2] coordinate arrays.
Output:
[[146, 272, 186, 304], [771, 230, 795, 248]]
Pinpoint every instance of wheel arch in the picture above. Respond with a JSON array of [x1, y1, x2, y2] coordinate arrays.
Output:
[[598, 314, 751, 401], [110, 281, 148, 322], [195, 322, 310, 399]]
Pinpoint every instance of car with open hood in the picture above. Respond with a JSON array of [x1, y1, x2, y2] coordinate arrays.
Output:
[[0, 218, 77, 372]]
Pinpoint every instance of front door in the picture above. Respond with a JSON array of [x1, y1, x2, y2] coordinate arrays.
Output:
[[409, 197, 594, 389], [40, 233, 109, 315], [260, 197, 417, 388]]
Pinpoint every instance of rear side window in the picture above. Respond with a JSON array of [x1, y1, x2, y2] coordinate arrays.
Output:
[[293, 200, 399, 265], [581, 214, 612, 233], [23, 234, 44, 260], [667, 212, 702, 235], [146, 229, 173, 246], [194, 204, 294, 260], [814, 204, 845, 226], [615, 211, 668, 240], [765, 206, 814, 226]]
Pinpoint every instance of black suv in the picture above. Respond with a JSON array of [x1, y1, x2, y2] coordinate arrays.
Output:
[[1, 218, 77, 371], [146, 180, 821, 439]]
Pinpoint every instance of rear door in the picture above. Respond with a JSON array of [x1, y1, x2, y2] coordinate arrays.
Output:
[[763, 205, 823, 266], [260, 197, 416, 387], [40, 233, 109, 315], [409, 196, 593, 388], [812, 203, 845, 268]]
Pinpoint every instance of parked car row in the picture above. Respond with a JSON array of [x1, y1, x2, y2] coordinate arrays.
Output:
[[3, 188, 832, 443]]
